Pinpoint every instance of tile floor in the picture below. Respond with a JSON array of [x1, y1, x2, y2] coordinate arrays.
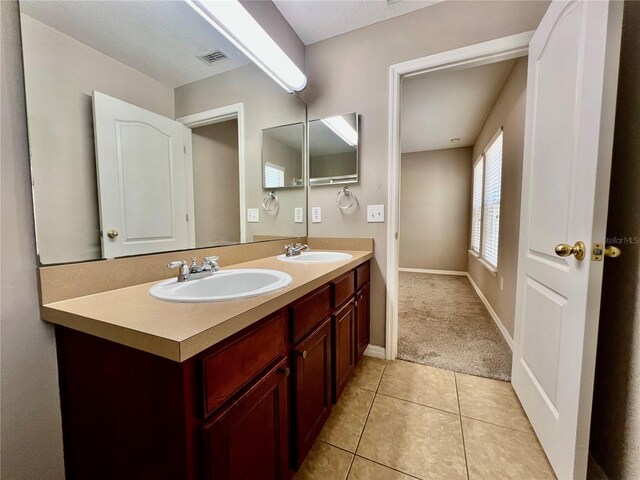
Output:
[[294, 357, 556, 480]]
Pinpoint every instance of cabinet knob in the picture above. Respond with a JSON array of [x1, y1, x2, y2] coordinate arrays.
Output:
[[298, 350, 308, 359], [278, 366, 291, 377]]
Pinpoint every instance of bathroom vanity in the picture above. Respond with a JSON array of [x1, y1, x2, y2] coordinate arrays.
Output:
[[44, 251, 371, 479]]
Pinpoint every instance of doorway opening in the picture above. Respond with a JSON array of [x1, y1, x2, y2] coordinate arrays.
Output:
[[396, 57, 524, 381]]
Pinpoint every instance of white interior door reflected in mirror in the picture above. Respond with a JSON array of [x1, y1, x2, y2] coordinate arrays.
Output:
[[262, 123, 305, 189], [309, 113, 358, 186], [93, 91, 194, 258]]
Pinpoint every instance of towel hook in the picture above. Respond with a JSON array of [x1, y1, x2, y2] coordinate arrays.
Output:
[[262, 191, 279, 212], [335, 186, 355, 210]]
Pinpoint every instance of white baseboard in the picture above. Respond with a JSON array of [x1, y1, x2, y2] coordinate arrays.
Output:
[[465, 273, 514, 350], [363, 345, 386, 359], [399, 267, 467, 276]]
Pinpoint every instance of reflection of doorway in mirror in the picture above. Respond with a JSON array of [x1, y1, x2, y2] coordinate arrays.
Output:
[[191, 121, 241, 247]]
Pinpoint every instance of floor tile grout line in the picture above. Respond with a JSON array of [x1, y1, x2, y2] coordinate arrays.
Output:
[[353, 453, 422, 479], [455, 373, 471, 480], [459, 414, 536, 436], [352, 360, 387, 456], [375, 391, 460, 417]]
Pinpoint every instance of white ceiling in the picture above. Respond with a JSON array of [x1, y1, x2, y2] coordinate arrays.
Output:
[[19, 0, 251, 88], [273, 0, 442, 45], [401, 59, 516, 154]]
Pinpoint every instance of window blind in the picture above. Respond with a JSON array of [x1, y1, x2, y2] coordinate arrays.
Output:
[[471, 158, 484, 252], [482, 132, 503, 268], [264, 162, 285, 188]]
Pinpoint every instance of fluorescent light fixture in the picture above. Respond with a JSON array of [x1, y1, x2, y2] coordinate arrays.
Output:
[[322, 116, 358, 147], [187, 0, 307, 93]]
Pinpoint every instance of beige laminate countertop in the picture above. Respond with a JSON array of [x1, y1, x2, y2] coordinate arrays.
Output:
[[41, 250, 373, 362]]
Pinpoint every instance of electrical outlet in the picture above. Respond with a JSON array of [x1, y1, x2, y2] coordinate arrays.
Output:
[[294, 207, 304, 223], [247, 208, 259, 223], [311, 207, 322, 223], [367, 205, 385, 223], [500, 276, 504, 291]]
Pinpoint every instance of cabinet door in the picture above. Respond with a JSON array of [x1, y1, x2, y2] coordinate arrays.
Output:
[[356, 283, 370, 361], [333, 300, 356, 402], [201, 357, 289, 480], [294, 317, 332, 468]]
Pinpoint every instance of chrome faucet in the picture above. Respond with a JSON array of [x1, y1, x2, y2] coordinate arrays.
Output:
[[168, 256, 220, 282], [284, 243, 309, 257]]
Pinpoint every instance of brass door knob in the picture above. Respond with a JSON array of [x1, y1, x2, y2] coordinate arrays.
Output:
[[605, 245, 622, 258], [554, 241, 586, 261], [106, 229, 119, 239]]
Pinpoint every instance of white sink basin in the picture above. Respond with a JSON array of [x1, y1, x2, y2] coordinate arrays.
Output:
[[149, 269, 292, 303], [277, 251, 352, 263]]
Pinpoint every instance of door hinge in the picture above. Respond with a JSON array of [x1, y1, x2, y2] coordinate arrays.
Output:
[[183, 145, 186, 154], [186, 213, 189, 222]]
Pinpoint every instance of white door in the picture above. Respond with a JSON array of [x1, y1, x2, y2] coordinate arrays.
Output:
[[93, 91, 194, 258], [512, 1, 623, 479]]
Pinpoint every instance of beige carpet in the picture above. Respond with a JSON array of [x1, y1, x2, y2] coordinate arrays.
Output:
[[398, 272, 512, 381]]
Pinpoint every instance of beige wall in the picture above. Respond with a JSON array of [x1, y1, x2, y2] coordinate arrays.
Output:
[[467, 57, 528, 338], [192, 120, 241, 247], [1, 1, 66, 477], [20, 14, 176, 264], [175, 63, 307, 242], [303, 1, 548, 346], [399, 147, 472, 271], [590, 2, 640, 478], [310, 151, 357, 179]]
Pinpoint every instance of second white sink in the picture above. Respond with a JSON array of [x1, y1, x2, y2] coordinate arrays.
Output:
[[277, 251, 352, 263], [149, 269, 292, 303]]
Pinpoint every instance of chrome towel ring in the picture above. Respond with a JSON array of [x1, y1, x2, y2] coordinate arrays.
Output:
[[336, 186, 355, 210], [262, 191, 279, 212]]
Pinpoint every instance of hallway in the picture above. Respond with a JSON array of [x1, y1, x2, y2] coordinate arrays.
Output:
[[398, 272, 512, 381]]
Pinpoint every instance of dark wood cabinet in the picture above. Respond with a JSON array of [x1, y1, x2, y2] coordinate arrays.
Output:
[[356, 283, 370, 361], [333, 300, 356, 401], [55, 260, 371, 479], [201, 357, 289, 480], [293, 317, 332, 468]]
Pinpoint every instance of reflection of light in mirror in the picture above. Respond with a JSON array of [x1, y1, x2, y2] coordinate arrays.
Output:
[[188, 0, 307, 92], [321, 116, 358, 147]]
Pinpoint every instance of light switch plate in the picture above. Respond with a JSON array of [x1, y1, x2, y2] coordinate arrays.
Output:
[[367, 205, 385, 223], [294, 207, 304, 223], [247, 208, 259, 223], [311, 207, 322, 223]]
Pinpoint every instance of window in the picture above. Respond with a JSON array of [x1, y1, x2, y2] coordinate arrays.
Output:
[[264, 162, 285, 188], [470, 130, 503, 270], [471, 157, 484, 253]]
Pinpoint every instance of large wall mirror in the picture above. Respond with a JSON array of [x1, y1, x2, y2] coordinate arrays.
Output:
[[309, 113, 358, 186], [19, 0, 307, 265]]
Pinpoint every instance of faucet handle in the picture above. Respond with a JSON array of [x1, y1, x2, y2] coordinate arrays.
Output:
[[284, 244, 292, 251], [168, 260, 187, 269], [204, 256, 220, 271]]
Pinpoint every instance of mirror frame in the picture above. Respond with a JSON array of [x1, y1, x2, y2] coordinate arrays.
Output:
[[308, 112, 359, 187]]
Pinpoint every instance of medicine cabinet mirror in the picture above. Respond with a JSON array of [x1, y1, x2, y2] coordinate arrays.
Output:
[[19, 0, 307, 265], [308, 113, 359, 186], [262, 123, 305, 189]]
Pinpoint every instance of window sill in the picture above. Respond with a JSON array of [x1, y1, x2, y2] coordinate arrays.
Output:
[[468, 251, 498, 277]]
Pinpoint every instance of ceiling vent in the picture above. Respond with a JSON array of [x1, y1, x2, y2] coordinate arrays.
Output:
[[197, 49, 229, 66]]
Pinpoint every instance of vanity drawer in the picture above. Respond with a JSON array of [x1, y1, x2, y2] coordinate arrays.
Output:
[[356, 262, 370, 290], [200, 311, 287, 417], [291, 285, 332, 343], [332, 271, 355, 308]]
